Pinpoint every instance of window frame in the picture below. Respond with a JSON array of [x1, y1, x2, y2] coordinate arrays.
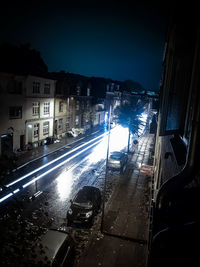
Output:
[[33, 81, 40, 94], [32, 102, 40, 116], [9, 106, 22, 119], [58, 118, 63, 130], [43, 121, 49, 135], [44, 102, 50, 115], [59, 101, 63, 112], [34, 123, 39, 137], [44, 83, 50, 94]]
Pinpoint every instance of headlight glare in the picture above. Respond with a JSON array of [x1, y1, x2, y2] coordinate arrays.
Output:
[[68, 208, 73, 215], [85, 210, 93, 218]]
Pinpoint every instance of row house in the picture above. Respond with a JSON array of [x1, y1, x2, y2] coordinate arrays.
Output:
[[51, 73, 106, 135], [105, 82, 121, 122], [92, 100, 105, 127], [0, 72, 56, 157], [0, 72, 107, 158], [69, 85, 93, 131], [54, 96, 70, 139]]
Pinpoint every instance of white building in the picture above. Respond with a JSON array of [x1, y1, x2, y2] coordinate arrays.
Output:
[[24, 75, 56, 147], [0, 72, 56, 157], [92, 102, 105, 127]]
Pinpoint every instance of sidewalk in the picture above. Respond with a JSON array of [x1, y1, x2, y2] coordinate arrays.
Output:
[[0, 125, 104, 175], [75, 134, 154, 267]]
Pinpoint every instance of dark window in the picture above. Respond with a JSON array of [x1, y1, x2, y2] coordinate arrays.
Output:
[[8, 81, 22, 94], [66, 117, 70, 128], [59, 101, 63, 112], [9, 106, 22, 119], [159, 26, 195, 136], [33, 81, 40, 93], [58, 119, 63, 130], [44, 83, 50, 94]]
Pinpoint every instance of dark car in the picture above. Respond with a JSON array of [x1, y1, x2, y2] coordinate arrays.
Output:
[[107, 151, 128, 173], [46, 136, 55, 145], [67, 186, 101, 226], [32, 229, 75, 266]]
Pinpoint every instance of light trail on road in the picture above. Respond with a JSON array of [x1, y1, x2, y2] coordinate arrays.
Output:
[[0, 125, 130, 204], [6, 132, 108, 188]]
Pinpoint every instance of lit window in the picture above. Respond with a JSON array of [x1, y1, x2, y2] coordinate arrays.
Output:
[[32, 102, 39, 115], [44, 83, 50, 94], [34, 123, 39, 137], [44, 102, 50, 115], [76, 86, 81, 96], [43, 121, 49, 135], [76, 101, 79, 111], [75, 115, 79, 125], [33, 81, 40, 93]]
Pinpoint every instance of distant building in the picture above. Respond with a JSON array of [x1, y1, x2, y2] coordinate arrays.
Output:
[[105, 82, 122, 121], [92, 99, 105, 127]]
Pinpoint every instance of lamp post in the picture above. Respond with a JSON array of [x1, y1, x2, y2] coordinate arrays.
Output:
[[100, 104, 111, 233]]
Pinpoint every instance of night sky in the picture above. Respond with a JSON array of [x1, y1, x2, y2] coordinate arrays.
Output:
[[0, 1, 170, 90]]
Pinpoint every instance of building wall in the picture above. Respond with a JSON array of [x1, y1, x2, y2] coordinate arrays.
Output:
[[24, 75, 55, 145], [149, 6, 200, 266], [54, 97, 68, 138], [0, 73, 56, 155], [0, 73, 26, 155]]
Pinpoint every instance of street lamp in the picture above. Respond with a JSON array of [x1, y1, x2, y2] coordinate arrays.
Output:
[[100, 104, 111, 233]]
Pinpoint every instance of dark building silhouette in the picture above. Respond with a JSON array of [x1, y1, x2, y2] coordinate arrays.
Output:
[[148, 4, 200, 267]]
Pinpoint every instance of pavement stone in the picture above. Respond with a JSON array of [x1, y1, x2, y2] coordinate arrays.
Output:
[[75, 134, 155, 267]]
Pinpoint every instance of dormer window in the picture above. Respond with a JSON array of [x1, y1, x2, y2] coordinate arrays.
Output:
[[87, 88, 90, 96], [33, 81, 40, 93], [76, 86, 81, 96]]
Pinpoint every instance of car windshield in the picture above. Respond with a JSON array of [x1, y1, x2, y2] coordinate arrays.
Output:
[[110, 152, 123, 160], [74, 188, 93, 203]]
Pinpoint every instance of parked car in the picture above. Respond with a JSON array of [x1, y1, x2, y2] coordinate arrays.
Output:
[[46, 136, 55, 145], [32, 229, 75, 266], [67, 186, 101, 226], [67, 128, 84, 138], [107, 151, 128, 173]]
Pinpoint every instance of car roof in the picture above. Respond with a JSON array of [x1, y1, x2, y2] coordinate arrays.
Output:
[[34, 229, 69, 264], [110, 151, 125, 156], [73, 186, 100, 202], [82, 186, 99, 191], [110, 151, 126, 157]]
